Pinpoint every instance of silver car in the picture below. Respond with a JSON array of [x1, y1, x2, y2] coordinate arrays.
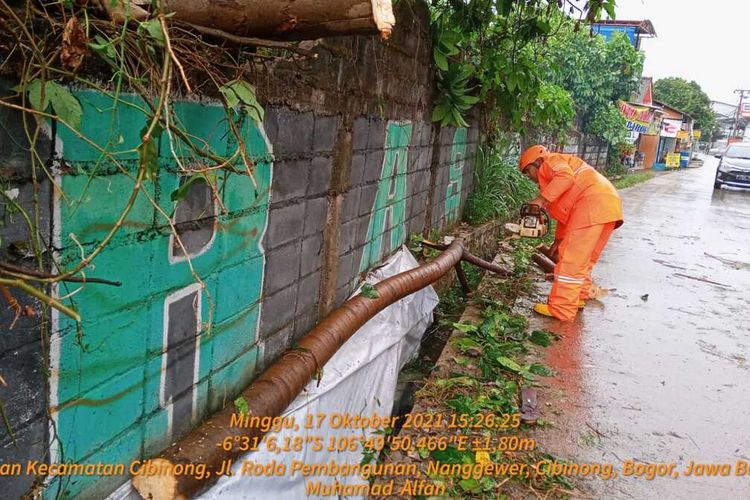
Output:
[[709, 139, 728, 157], [715, 143, 750, 189]]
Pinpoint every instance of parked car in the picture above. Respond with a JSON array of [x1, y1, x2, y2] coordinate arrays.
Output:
[[714, 142, 750, 189], [709, 139, 728, 157]]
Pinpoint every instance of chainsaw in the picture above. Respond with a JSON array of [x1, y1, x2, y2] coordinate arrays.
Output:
[[504, 204, 549, 238]]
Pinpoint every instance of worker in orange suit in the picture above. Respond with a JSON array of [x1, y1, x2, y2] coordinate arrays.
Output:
[[519, 145, 623, 321]]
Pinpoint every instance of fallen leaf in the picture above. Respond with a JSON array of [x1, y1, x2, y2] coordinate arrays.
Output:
[[361, 283, 379, 299], [234, 396, 249, 416], [529, 329, 553, 347], [61, 17, 88, 71]]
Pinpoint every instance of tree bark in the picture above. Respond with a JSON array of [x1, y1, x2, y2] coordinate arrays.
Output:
[[162, 0, 396, 40], [131, 241, 466, 500]]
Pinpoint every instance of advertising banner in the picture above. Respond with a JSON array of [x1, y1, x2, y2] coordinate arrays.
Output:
[[741, 100, 750, 119], [619, 101, 654, 134], [666, 153, 681, 168], [646, 115, 662, 136], [660, 119, 682, 138]]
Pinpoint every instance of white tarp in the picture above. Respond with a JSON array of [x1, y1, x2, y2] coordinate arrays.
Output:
[[196, 246, 438, 499]]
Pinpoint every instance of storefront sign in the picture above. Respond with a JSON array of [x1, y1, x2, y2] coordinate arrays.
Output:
[[660, 119, 682, 138], [676, 130, 690, 140], [619, 101, 654, 134], [692, 130, 702, 139], [741, 100, 750, 119], [646, 115, 662, 136], [666, 153, 681, 168]]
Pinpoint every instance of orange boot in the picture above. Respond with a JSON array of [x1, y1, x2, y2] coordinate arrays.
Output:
[[547, 223, 614, 321]]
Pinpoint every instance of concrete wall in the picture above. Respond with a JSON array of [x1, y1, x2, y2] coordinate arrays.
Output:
[[0, 79, 52, 500], [0, 3, 480, 498], [580, 135, 610, 170]]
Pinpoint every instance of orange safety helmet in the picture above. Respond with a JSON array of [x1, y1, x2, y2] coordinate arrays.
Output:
[[519, 145, 548, 172]]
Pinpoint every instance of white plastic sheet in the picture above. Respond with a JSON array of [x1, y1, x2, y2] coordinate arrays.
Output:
[[197, 246, 438, 499]]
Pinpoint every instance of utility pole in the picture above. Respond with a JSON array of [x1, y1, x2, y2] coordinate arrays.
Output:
[[730, 89, 750, 140]]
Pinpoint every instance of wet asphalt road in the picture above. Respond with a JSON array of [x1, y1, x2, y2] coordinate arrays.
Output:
[[531, 155, 750, 499]]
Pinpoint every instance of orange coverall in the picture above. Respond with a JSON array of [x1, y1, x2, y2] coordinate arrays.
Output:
[[538, 153, 623, 321]]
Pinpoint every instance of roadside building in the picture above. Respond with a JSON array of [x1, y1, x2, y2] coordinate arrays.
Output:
[[591, 19, 657, 48], [640, 101, 694, 170], [590, 21, 657, 170], [617, 77, 661, 169]]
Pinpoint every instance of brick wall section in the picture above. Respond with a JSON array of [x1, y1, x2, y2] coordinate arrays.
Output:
[[0, 81, 51, 499], [580, 135, 610, 170], [430, 126, 478, 232]]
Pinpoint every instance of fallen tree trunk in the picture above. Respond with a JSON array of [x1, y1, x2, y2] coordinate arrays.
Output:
[[532, 252, 556, 273], [161, 0, 396, 40], [132, 240, 475, 499]]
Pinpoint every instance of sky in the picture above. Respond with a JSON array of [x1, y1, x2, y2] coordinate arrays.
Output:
[[610, 0, 749, 105]]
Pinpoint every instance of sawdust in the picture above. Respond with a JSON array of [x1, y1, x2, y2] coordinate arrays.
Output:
[[588, 284, 610, 299]]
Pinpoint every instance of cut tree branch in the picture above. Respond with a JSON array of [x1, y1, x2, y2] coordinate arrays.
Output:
[[0, 262, 122, 286], [161, 0, 395, 40], [180, 22, 317, 57]]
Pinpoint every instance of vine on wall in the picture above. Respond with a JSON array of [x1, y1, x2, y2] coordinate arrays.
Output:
[[0, 1, 314, 328]]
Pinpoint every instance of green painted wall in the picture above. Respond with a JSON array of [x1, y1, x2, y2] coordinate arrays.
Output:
[[359, 121, 413, 273], [50, 90, 271, 498], [445, 127, 467, 223]]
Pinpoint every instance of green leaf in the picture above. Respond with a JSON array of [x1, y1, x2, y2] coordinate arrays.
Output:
[[24, 80, 83, 130], [453, 356, 470, 366], [454, 337, 480, 349], [26, 79, 49, 113], [219, 80, 265, 124], [431, 103, 448, 123], [528, 363, 554, 377], [89, 35, 116, 61], [219, 85, 240, 111], [24, 79, 83, 131], [170, 172, 216, 202], [603, 0, 617, 19], [137, 122, 162, 181], [138, 18, 165, 47], [529, 329, 553, 347], [452, 322, 477, 333], [234, 396, 249, 416], [430, 445, 470, 464], [459, 478, 481, 493], [434, 50, 449, 72], [497, 356, 522, 373], [496, 0, 512, 16], [361, 283, 379, 299], [458, 94, 480, 105], [46, 82, 83, 131]]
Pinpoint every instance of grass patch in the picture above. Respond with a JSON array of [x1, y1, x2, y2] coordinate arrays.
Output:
[[464, 147, 537, 224], [612, 170, 654, 189], [403, 239, 571, 498], [413, 304, 567, 498]]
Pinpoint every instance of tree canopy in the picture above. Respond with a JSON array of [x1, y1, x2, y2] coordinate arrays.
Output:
[[429, 0, 643, 146], [653, 78, 716, 137]]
